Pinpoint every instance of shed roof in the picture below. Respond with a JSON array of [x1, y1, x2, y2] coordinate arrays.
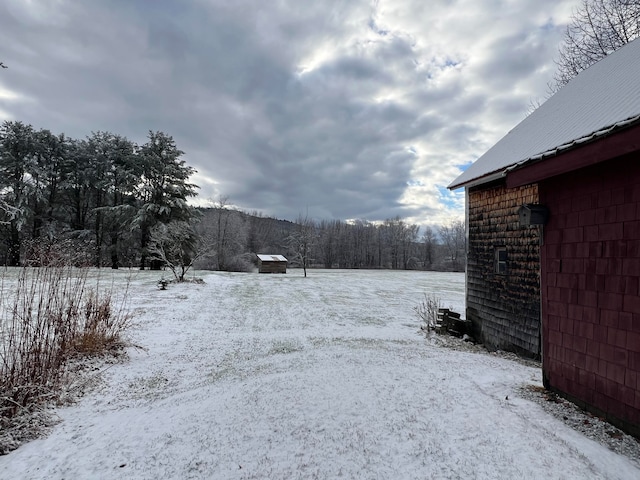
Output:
[[257, 254, 288, 262], [449, 38, 640, 190]]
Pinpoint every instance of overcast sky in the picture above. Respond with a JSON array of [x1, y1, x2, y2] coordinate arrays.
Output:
[[0, 0, 577, 227]]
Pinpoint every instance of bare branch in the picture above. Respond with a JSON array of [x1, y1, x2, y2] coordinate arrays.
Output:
[[553, 0, 640, 91]]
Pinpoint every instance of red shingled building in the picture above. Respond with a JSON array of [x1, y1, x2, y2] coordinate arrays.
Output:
[[450, 39, 640, 436]]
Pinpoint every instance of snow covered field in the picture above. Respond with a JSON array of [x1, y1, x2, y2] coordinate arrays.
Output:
[[2, 268, 639, 479]]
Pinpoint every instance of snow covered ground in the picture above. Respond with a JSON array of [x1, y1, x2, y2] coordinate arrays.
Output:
[[2, 268, 639, 479]]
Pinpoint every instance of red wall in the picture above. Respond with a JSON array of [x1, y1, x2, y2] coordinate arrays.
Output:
[[540, 153, 640, 434]]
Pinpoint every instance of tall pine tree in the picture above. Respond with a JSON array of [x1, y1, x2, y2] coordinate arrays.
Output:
[[136, 131, 199, 270], [0, 121, 36, 265]]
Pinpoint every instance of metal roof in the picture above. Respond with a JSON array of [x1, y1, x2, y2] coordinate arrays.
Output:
[[449, 37, 640, 190], [257, 254, 288, 262]]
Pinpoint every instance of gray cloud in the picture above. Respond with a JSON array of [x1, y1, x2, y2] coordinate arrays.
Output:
[[0, 0, 576, 226]]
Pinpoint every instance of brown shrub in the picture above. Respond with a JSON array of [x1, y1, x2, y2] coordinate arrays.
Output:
[[0, 266, 131, 421]]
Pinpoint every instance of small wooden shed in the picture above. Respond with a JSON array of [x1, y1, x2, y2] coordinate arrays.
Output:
[[257, 254, 288, 274]]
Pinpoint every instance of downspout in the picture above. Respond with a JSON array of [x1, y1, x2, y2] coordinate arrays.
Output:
[[538, 223, 543, 357], [464, 187, 469, 320], [539, 222, 549, 385]]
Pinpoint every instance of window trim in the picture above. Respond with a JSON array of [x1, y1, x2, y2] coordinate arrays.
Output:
[[495, 246, 507, 275]]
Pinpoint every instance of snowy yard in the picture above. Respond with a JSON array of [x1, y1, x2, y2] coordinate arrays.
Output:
[[2, 269, 639, 479]]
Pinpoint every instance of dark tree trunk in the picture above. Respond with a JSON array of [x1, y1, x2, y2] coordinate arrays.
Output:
[[140, 222, 148, 270], [8, 223, 20, 266], [111, 232, 119, 269], [94, 209, 103, 267]]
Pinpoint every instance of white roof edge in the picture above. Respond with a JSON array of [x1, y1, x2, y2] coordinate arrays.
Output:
[[257, 254, 288, 262], [448, 170, 506, 190]]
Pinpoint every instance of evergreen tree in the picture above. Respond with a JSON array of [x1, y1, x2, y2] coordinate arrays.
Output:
[[0, 121, 36, 265], [86, 132, 139, 268], [103, 134, 139, 269], [31, 129, 69, 240], [136, 131, 199, 269]]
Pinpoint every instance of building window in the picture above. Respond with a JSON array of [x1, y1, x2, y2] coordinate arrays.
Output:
[[495, 247, 507, 274]]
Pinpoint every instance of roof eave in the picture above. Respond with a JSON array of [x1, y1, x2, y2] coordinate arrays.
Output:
[[506, 119, 640, 188], [448, 170, 507, 190], [505, 113, 640, 178]]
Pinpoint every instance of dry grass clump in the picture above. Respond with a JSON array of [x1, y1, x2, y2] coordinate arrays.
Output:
[[414, 293, 442, 330], [0, 265, 131, 437]]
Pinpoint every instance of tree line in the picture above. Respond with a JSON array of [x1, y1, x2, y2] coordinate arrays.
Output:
[[0, 120, 465, 273], [194, 204, 466, 273], [3, 59, 464, 273], [0, 121, 198, 268]]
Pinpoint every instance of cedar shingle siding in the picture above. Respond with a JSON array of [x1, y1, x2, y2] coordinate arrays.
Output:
[[467, 182, 541, 358]]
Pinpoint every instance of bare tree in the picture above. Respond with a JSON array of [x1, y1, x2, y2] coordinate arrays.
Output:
[[421, 226, 436, 269], [439, 219, 466, 271], [147, 221, 210, 281], [553, 0, 640, 90], [287, 213, 317, 277], [247, 210, 277, 254], [384, 217, 405, 269], [203, 196, 248, 271], [318, 219, 340, 268]]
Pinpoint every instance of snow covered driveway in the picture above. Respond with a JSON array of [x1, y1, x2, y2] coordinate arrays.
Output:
[[2, 269, 639, 479]]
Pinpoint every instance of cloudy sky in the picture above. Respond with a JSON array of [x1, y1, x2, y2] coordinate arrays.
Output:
[[0, 0, 577, 227]]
